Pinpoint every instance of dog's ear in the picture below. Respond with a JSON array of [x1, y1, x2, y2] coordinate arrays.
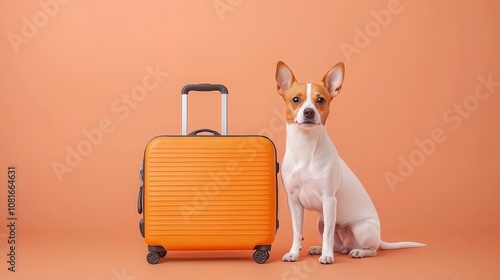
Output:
[[276, 61, 296, 96], [322, 62, 345, 97]]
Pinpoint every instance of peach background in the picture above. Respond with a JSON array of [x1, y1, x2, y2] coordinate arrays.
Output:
[[1, 0, 499, 279]]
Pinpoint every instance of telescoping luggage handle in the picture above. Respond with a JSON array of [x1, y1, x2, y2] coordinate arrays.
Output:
[[181, 83, 228, 136]]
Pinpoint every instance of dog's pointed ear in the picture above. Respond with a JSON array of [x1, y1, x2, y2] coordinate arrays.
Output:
[[322, 62, 345, 97], [276, 61, 296, 96]]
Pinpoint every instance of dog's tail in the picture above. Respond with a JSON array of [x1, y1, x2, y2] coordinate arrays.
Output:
[[379, 240, 426, 250]]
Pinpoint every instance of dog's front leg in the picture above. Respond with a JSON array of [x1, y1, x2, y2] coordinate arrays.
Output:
[[282, 197, 304, 262], [319, 196, 337, 264]]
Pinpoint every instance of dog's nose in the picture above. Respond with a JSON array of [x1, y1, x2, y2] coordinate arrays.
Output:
[[303, 108, 315, 119]]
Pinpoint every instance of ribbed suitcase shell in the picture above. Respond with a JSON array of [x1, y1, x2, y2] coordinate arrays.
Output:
[[143, 135, 278, 251]]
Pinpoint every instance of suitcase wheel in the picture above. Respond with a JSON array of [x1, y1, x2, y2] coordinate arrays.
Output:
[[253, 250, 270, 264], [147, 252, 160, 264], [147, 250, 167, 264]]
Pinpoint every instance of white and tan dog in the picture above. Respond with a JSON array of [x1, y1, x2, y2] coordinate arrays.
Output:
[[276, 61, 424, 264]]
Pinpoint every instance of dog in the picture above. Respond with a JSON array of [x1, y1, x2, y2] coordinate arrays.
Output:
[[276, 61, 425, 264]]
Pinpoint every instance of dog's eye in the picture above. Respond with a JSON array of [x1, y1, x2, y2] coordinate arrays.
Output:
[[316, 97, 326, 104], [292, 97, 300, 104]]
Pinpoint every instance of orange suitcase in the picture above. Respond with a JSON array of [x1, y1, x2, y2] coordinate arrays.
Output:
[[137, 84, 279, 264]]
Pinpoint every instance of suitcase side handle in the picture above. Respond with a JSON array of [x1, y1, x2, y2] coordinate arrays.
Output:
[[137, 186, 143, 214], [181, 83, 228, 136], [138, 164, 144, 214]]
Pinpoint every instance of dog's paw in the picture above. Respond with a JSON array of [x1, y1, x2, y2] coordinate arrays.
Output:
[[348, 249, 376, 258], [340, 248, 350, 254], [282, 252, 299, 262], [319, 254, 334, 264], [307, 246, 322, 255]]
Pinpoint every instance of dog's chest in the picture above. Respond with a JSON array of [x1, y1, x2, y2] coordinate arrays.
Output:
[[282, 132, 337, 211], [283, 163, 326, 211]]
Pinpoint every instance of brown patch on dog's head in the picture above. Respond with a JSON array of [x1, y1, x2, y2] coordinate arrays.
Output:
[[276, 61, 345, 125]]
